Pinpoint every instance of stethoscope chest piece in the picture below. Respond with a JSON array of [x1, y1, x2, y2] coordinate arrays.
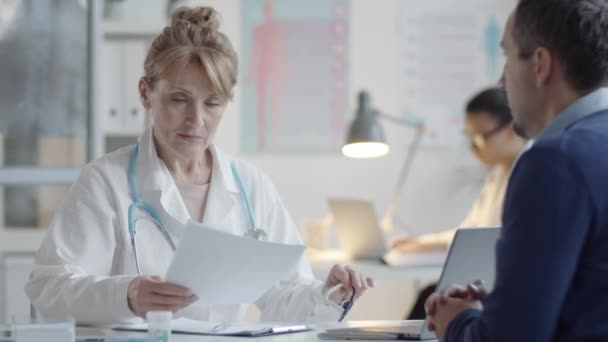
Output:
[[245, 228, 268, 241]]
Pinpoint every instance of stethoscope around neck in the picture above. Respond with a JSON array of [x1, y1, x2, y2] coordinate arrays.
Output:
[[127, 143, 268, 275]]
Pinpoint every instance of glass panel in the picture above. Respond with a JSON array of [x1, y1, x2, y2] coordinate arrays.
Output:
[[0, 0, 88, 168], [1, 185, 71, 229], [0, 0, 89, 229]]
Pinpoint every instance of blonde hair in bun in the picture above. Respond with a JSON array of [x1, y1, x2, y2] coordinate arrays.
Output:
[[170, 6, 220, 30], [143, 6, 237, 100]]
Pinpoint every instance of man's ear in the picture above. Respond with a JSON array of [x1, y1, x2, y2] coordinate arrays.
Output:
[[139, 79, 151, 111], [533, 47, 553, 88]]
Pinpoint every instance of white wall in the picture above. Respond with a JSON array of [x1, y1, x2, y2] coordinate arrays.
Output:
[[111, 0, 517, 238]]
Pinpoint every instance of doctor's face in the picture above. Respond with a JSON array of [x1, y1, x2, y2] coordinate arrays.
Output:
[[139, 62, 228, 160]]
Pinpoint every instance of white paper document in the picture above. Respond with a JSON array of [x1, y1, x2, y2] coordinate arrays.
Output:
[[114, 317, 311, 337], [165, 220, 306, 305]]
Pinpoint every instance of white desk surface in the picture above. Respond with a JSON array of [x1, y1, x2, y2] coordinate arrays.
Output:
[[91, 321, 438, 342], [309, 249, 443, 283]]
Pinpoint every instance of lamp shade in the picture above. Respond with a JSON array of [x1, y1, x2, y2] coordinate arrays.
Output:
[[342, 91, 389, 158]]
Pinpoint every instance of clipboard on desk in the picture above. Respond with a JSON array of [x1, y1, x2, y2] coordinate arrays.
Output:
[[218, 324, 311, 337], [113, 318, 312, 337], [318, 324, 434, 340]]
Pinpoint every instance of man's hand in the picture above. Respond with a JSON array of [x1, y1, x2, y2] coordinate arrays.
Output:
[[323, 265, 374, 304], [127, 276, 198, 318], [424, 282, 486, 341], [465, 279, 488, 300]]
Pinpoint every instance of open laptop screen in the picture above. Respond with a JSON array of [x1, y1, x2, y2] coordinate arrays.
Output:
[[419, 227, 500, 339]]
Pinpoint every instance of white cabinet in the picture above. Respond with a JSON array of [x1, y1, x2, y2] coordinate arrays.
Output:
[[100, 34, 154, 153], [100, 40, 124, 135], [100, 5, 165, 153], [101, 32, 156, 153], [100, 38, 149, 138], [124, 40, 148, 133], [1, 254, 34, 323]]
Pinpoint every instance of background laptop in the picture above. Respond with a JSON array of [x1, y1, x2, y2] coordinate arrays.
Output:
[[319, 227, 501, 340], [328, 198, 388, 260]]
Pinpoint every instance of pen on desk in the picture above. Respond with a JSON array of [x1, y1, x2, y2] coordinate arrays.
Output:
[[271, 325, 308, 334]]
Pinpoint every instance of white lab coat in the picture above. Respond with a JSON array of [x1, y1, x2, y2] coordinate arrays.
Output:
[[25, 127, 342, 325]]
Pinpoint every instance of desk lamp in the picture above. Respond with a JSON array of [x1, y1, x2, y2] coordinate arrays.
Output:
[[343, 90, 424, 232]]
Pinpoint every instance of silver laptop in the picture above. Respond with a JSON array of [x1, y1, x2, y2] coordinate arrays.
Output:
[[319, 227, 501, 340], [328, 198, 389, 260]]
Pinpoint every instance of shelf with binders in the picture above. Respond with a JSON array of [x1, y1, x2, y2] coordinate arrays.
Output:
[[100, 30, 153, 153]]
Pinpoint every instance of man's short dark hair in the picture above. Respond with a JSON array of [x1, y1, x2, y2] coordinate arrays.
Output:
[[514, 0, 608, 92], [466, 88, 512, 127]]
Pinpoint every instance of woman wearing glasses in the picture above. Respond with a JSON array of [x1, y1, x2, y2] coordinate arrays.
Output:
[[393, 87, 527, 253], [25, 6, 372, 325], [392, 87, 528, 318]]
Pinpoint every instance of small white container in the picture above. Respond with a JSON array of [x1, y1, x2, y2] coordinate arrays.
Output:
[[146, 311, 172, 342]]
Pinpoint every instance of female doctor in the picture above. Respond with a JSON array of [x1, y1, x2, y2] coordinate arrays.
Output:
[[26, 6, 373, 325]]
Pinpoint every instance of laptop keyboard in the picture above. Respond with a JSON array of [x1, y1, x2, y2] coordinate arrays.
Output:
[[363, 321, 424, 335], [328, 321, 425, 336]]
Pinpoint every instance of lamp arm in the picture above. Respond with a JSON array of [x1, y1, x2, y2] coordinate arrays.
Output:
[[380, 123, 425, 232], [376, 112, 423, 129]]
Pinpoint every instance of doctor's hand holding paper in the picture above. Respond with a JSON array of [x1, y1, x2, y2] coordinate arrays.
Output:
[[25, 6, 373, 325]]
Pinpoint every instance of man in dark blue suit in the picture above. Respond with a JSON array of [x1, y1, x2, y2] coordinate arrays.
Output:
[[425, 1, 608, 341]]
